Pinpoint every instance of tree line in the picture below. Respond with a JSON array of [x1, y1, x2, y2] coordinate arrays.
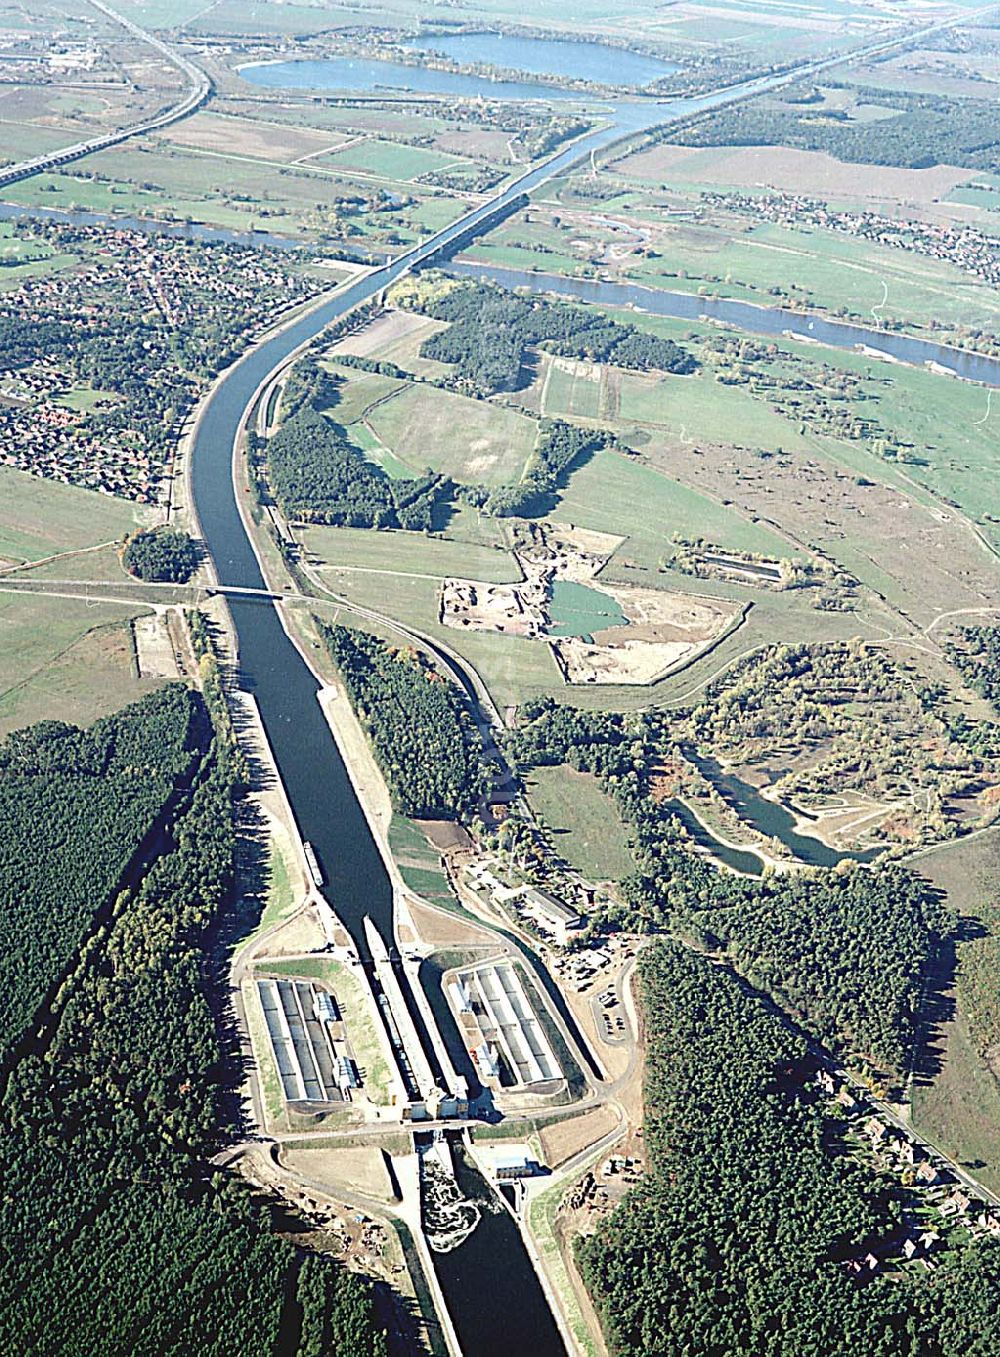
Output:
[[0, 685, 203, 1060], [656, 83, 1000, 172], [321, 622, 494, 820]]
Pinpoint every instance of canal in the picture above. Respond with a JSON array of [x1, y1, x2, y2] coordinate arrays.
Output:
[[186, 38, 1000, 1355]]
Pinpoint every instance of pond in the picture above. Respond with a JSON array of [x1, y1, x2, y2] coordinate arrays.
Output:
[[547, 579, 627, 641], [402, 31, 677, 87], [667, 799, 766, 877], [686, 749, 884, 868]]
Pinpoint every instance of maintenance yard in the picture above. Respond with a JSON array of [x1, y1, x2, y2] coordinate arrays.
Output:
[[448, 961, 562, 1091], [256, 977, 360, 1106]]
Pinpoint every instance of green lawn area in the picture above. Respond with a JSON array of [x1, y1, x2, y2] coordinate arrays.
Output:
[[322, 138, 466, 182], [527, 765, 634, 880], [347, 422, 417, 480], [303, 523, 520, 583], [0, 594, 161, 737], [239, 819, 301, 955], [52, 383, 119, 414], [318, 367, 406, 426], [0, 466, 145, 563], [367, 384, 539, 486], [542, 358, 603, 419], [555, 449, 787, 568]]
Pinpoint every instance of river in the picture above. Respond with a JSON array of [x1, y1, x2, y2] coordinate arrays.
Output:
[[186, 41, 998, 1357]]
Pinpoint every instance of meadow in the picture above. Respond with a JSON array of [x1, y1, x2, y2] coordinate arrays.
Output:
[[365, 383, 539, 487], [0, 466, 145, 564], [0, 593, 160, 737], [526, 764, 634, 880]]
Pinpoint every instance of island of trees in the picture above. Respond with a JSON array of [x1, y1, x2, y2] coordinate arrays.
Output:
[[400, 275, 698, 394], [122, 528, 200, 583]]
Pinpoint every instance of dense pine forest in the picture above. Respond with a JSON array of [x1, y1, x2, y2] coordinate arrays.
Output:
[[579, 942, 1000, 1357], [0, 686, 203, 1058], [655, 85, 1000, 172], [409, 277, 697, 393], [321, 622, 495, 820], [0, 683, 387, 1355]]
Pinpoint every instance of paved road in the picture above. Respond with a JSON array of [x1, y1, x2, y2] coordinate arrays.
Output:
[[0, 1, 209, 191]]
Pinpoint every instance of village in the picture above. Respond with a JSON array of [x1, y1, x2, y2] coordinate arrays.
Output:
[[702, 189, 1000, 291], [0, 221, 313, 500]]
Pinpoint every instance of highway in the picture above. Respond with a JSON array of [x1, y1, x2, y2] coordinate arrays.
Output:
[[0, 1, 210, 192]]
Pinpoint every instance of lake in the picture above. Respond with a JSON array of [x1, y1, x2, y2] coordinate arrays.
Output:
[[402, 30, 676, 87], [241, 54, 597, 103], [686, 749, 884, 868]]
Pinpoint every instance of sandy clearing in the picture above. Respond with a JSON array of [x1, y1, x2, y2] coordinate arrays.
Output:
[[332, 308, 440, 359], [133, 609, 179, 679]]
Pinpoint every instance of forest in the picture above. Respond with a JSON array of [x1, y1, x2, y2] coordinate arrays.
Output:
[[407, 277, 697, 393], [122, 528, 200, 582], [266, 361, 450, 530], [0, 685, 203, 1060], [579, 941, 1000, 1357], [941, 624, 1000, 1058], [659, 84, 1000, 172], [0, 678, 387, 1354], [321, 622, 495, 820], [511, 697, 950, 1070]]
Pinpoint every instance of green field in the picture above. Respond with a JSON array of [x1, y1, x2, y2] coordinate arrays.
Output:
[[323, 139, 465, 182], [0, 467, 145, 563], [367, 384, 539, 486], [556, 450, 787, 567], [303, 524, 520, 583], [318, 367, 406, 426], [526, 764, 634, 880], [542, 359, 603, 419], [0, 594, 161, 737]]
